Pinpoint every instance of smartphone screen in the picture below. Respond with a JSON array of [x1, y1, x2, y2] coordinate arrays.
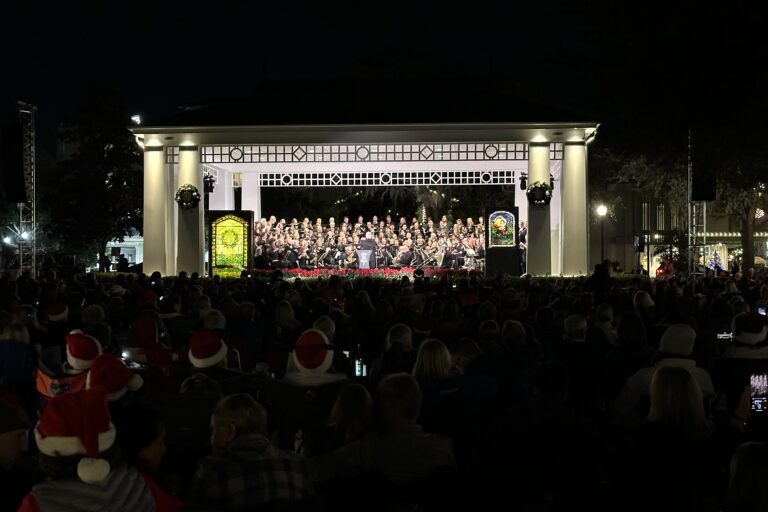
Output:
[[751, 374, 768, 412], [717, 332, 734, 340], [355, 359, 364, 377]]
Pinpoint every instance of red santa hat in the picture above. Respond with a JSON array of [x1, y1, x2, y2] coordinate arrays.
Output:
[[732, 311, 768, 345], [46, 302, 69, 322], [66, 330, 103, 371], [188, 329, 228, 368], [291, 329, 333, 374], [86, 354, 143, 401], [138, 289, 158, 306], [34, 387, 116, 484]]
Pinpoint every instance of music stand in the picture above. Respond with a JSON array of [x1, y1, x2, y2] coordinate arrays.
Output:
[[357, 250, 372, 269]]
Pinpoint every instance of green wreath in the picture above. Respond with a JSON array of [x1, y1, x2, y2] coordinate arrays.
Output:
[[526, 181, 553, 207], [175, 184, 201, 210]]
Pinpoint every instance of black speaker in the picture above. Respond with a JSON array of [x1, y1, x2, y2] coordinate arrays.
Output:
[[691, 170, 716, 201], [690, 139, 716, 202], [0, 121, 27, 203]]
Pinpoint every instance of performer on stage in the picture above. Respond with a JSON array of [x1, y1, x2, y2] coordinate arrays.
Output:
[[343, 246, 358, 269], [357, 231, 378, 269]]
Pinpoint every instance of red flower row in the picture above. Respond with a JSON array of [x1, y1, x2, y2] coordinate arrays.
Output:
[[240, 267, 483, 279]]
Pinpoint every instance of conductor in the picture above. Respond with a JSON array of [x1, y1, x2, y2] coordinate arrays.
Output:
[[358, 231, 378, 269]]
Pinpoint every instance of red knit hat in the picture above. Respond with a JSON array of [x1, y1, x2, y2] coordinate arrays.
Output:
[[291, 329, 333, 374], [46, 302, 69, 322], [66, 330, 103, 370], [732, 311, 768, 345], [86, 354, 143, 401], [138, 289, 158, 305], [34, 387, 116, 484], [188, 329, 228, 368]]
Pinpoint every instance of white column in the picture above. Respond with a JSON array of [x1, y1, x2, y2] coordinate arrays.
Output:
[[526, 143, 552, 275], [142, 146, 166, 275], [165, 161, 177, 275], [562, 142, 589, 275], [241, 173, 262, 220], [176, 146, 204, 275], [550, 164, 562, 275]]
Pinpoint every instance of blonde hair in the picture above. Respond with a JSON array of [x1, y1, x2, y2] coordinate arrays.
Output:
[[274, 300, 297, 327], [413, 338, 451, 380], [328, 384, 375, 443], [648, 366, 711, 440], [1, 323, 30, 343]]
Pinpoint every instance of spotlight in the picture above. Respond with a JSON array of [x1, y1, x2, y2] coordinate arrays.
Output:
[[520, 176, 527, 190], [20, 232, 29, 240], [2, 237, 10, 244]]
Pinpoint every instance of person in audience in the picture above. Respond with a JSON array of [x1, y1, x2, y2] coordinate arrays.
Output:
[[0, 323, 37, 417], [158, 294, 193, 349], [618, 366, 718, 511], [193, 393, 313, 507], [302, 383, 376, 456], [115, 403, 168, 479], [308, 373, 455, 485], [283, 329, 347, 386], [725, 442, 768, 512], [85, 353, 144, 405], [187, 329, 242, 393], [81, 304, 113, 350], [369, 323, 416, 385], [18, 387, 182, 511], [63, 329, 102, 374], [449, 337, 482, 375], [615, 323, 715, 426], [0, 391, 37, 511], [180, 372, 224, 399], [604, 313, 657, 404]]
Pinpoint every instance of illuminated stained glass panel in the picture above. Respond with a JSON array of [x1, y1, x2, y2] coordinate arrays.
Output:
[[488, 210, 517, 247], [212, 215, 248, 277]]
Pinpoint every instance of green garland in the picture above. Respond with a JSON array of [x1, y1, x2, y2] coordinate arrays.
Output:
[[526, 181, 553, 207], [175, 184, 201, 210]]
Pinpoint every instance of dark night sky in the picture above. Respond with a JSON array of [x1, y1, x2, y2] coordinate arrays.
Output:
[[2, 1, 749, 156]]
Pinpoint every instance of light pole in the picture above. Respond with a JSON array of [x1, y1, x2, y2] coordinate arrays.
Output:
[[597, 204, 608, 263]]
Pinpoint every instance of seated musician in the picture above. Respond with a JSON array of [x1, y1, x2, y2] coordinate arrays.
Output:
[[343, 245, 358, 268], [396, 245, 414, 267]]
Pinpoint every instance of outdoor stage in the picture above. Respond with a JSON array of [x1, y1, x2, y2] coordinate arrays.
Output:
[[131, 119, 597, 277]]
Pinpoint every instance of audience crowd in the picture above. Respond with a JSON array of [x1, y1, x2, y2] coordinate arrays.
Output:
[[1, 263, 768, 511]]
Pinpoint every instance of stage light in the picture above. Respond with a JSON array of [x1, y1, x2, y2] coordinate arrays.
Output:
[[2, 237, 10, 244], [21, 232, 30, 240], [520, 176, 527, 190], [596, 205, 608, 217], [130, 114, 142, 125]]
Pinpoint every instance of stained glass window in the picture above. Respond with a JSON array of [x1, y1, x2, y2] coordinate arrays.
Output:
[[212, 215, 248, 277]]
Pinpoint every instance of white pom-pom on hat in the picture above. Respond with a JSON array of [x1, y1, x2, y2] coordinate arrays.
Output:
[[77, 457, 111, 484]]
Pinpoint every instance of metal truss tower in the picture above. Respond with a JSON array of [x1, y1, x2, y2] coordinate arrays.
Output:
[[688, 129, 707, 275], [17, 101, 36, 277]]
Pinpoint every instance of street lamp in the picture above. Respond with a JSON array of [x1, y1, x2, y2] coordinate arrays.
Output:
[[597, 204, 608, 262]]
